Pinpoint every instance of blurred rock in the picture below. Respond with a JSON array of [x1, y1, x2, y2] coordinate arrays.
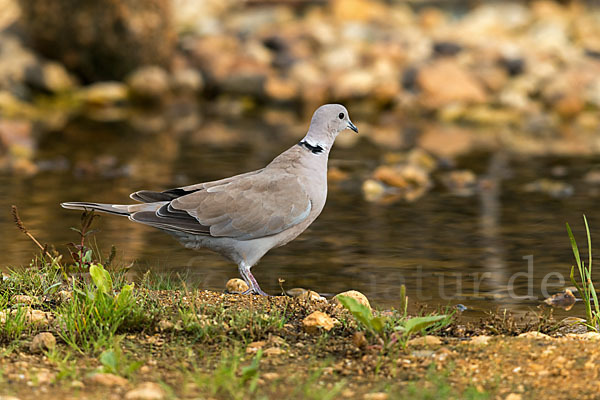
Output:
[[225, 278, 249, 293], [302, 311, 338, 334], [264, 75, 298, 101], [29, 332, 56, 353], [362, 179, 386, 202], [297, 290, 326, 302], [407, 335, 441, 346], [352, 331, 368, 349], [332, 290, 371, 310], [24, 61, 76, 93], [544, 289, 576, 310], [19, 0, 175, 82], [523, 178, 573, 198], [0, 33, 38, 95], [171, 68, 204, 95], [416, 59, 487, 108], [82, 82, 128, 106], [441, 170, 478, 196], [371, 164, 432, 202], [89, 373, 128, 387], [584, 169, 600, 185], [127, 66, 171, 104], [125, 382, 166, 400], [11, 295, 35, 304]]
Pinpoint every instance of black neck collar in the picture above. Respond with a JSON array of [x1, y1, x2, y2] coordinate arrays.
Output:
[[298, 140, 324, 154]]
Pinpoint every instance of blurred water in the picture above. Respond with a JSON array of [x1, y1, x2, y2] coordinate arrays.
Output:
[[1, 108, 599, 320]]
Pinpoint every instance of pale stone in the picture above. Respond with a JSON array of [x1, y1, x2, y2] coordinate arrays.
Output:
[[226, 278, 249, 293], [89, 373, 128, 387], [470, 335, 492, 345], [364, 393, 389, 400], [332, 290, 371, 310], [302, 311, 338, 334], [518, 331, 550, 339], [407, 335, 442, 346], [29, 332, 56, 353], [125, 382, 166, 400]]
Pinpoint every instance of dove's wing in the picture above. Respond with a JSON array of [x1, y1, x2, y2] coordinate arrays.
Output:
[[130, 170, 312, 240]]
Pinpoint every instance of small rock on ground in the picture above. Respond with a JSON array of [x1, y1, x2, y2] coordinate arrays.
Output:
[[29, 332, 56, 353], [518, 331, 550, 339], [407, 335, 442, 346], [302, 311, 338, 334], [225, 278, 249, 293], [332, 290, 371, 309], [470, 335, 492, 345], [364, 393, 388, 400], [89, 373, 128, 387], [125, 382, 166, 400]]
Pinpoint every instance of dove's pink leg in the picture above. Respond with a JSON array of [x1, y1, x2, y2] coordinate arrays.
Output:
[[238, 262, 270, 296]]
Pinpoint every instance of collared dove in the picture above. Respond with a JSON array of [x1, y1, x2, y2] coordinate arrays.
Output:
[[61, 104, 358, 295]]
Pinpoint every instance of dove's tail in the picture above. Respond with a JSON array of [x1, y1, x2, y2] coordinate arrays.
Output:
[[61, 202, 132, 216]]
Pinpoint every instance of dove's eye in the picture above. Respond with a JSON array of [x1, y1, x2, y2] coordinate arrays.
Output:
[[338, 113, 344, 119]]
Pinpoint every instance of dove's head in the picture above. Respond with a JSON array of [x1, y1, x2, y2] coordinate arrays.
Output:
[[302, 104, 358, 152]]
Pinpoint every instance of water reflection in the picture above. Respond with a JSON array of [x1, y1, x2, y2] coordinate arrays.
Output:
[[1, 108, 597, 320]]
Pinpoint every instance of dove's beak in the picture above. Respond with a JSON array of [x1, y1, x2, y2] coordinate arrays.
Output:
[[347, 120, 358, 133]]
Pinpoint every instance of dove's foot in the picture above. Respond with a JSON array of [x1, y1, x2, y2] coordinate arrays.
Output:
[[238, 262, 271, 296]]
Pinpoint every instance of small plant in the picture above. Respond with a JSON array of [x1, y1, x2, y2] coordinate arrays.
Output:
[[337, 294, 450, 348], [566, 215, 600, 331], [98, 337, 143, 377], [66, 210, 100, 272], [58, 263, 137, 353], [336, 296, 385, 337], [191, 349, 263, 399]]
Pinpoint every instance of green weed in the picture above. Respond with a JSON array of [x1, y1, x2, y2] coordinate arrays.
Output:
[[98, 337, 143, 377], [566, 215, 600, 331], [57, 263, 145, 353], [337, 293, 451, 348]]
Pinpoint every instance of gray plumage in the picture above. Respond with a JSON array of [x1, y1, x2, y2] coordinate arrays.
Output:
[[61, 104, 358, 295]]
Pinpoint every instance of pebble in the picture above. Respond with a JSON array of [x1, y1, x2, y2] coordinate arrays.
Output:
[[522, 179, 573, 198], [262, 372, 280, 380], [82, 82, 128, 106], [29, 332, 56, 353], [297, 290, 327, 302], [363, 393, 388, 400], [352, 331, 368, 349], [246, 341, 266, 354], [543, 289, 576, 310], [416, 59, 487, 107], [505, 394, 523, 400], [157, 320, 174, 331], [225, 278, 249, 293], [11, 295, 35, 305], [518, 331, 550, 339], [0, 308, 50, 326], [126, 66, 171, 103], [332, 290, 371, 310], [171, 68, 204, 94], [470, 335, 492, 345], [263, 347, 284, 357], [362, 179, 386, 202], [302, 311, 339, 334], [89, 373, 128, 387], [125, 382, 166, 400], [406, 335, 442, 346]]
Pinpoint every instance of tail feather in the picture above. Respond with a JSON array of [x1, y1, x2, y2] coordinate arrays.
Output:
[[60, 202, 131, 216]]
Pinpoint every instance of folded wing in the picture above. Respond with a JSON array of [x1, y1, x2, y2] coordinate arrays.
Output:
[[129, 172, 311, 241]]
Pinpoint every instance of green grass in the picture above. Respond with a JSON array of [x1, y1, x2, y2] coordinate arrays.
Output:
[[566, 215, 600, 331], [177, 298, 289, 344], [56, 264, 155, 353], [336, 290, 453, 348], [398, 364, 490, 400]]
